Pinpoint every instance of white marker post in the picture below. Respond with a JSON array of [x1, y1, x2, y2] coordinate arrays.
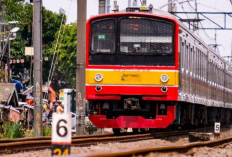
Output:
[[51, 113, 71, 156], [214, 122, 220, 139]]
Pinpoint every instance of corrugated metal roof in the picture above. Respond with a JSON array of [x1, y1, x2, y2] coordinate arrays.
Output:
[[0, 104, 20, 113], [0, 83, 16, 103]]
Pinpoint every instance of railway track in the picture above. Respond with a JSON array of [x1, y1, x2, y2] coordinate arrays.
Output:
[[0, 133, 114, 143], [77, 136, 232, 157], [0, 127, 215, 154]]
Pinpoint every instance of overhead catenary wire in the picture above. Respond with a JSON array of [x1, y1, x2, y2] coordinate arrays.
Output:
[[173, 0, 214, 43], [92, 0, 98, 5], [46, 0, 73, 97], [47, 12, 65, 85]]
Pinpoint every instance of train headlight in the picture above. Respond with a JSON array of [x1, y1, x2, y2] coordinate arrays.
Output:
[[94, 73, 103, 82], [161, 86, 168, 93], [95, 86, 102, 92], [160, 74, 169, 83]]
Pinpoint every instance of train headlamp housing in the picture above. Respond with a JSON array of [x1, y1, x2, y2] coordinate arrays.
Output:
[[161, 86, 168, 93], [95, 86, 102, 92], [94, 73, 103, 82], [160, 74, 169, 83]]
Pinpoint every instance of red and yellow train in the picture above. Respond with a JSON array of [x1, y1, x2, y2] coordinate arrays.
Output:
[[86, 6, 232, 133]]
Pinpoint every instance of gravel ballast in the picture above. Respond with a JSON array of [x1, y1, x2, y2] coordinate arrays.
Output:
[[2, 126, 232, 157]]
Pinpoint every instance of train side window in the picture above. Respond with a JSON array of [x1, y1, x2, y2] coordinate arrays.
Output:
[[199, 50, 201, 78], [179, 37, 182, 68], [196, 48, 199, 76], [193, 49, 196, 75], [205, 53, 207, 79], [187, 45, 189, 72], [182, 42, 185, 71], [190, 46, 193, 73], [200, 50, 202, 78], [185, 44, 188, 72]]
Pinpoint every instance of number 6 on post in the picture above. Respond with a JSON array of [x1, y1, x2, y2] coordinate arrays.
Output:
[[51, 113, 71, 156]]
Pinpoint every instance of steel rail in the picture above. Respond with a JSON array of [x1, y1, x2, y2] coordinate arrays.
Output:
[[0, 133, 114, 143], [0, 128, 209, 153], [77, 136, 232, 157]]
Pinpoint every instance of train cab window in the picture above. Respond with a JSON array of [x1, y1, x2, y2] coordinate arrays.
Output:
[[90, 19, 116, 54], [119, 18, 174, 55]]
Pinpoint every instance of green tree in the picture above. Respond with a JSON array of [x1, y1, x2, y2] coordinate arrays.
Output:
[[49, 22, 77, 90], [4, 0, 66, 84]]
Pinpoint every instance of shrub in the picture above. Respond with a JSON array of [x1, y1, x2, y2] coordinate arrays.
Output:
[[43, 125, 52, 136], [85, 121, 97, 134], [3, 122, 25, 139]]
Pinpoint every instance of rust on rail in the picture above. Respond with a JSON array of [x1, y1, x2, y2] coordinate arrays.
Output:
[[77, 136, 232, 157]]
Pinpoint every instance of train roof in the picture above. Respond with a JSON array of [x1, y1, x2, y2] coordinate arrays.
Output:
[[88, 7, 231, 68], [118, 7, 228, 64]]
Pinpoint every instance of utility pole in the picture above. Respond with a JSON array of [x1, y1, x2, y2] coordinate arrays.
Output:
[[33, 0, 43, 137], [7, 37, 10, 82], [113, 0, 119, 12], [1, 1, 4, 63], [106, 0, 110, 13], [76, 0, 87, 135], [132, 0, 137, 6], [128, 0, 131, 7], [142, 0, 146, 6], [99, 0, 106, 14], [168, 0, 173, 12], [194, 0, 198, 32], [99, 0, 110, 14]]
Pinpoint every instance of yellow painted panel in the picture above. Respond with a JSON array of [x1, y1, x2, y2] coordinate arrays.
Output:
[[86, 70, 179, 85]]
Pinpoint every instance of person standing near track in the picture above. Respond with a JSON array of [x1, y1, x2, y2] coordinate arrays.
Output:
[[56, 103, 64, 114]]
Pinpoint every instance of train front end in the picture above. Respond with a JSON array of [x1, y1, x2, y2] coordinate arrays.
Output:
[[86, 8, 179, 129]]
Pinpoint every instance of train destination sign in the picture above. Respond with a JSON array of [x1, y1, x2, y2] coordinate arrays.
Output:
[[51, 113, 71, 156], [121, 74, 142, 82]]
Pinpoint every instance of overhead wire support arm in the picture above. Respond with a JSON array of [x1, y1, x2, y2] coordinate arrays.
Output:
[[170, 12, 232, 30], [200, 13, 223, 29]]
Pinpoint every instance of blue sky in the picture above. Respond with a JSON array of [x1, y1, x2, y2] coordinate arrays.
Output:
[[42, 0, 232, 58]]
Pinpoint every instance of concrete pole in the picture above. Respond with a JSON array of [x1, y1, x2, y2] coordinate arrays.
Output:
[[7, 39, 10, 82], [113, 0, 119, 12], [33, 0, 43, 137], [106, 0, 110, 13], [168, 0, 173, 12], [142, 0, 146, 6], [132, 0, 137, 6], [99, 0, 106, 14], [76, 0, 87, 135], [128, 0, 131, 7], [1, 1, 4, 62]]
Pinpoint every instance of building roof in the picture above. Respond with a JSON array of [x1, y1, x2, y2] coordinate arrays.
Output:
[[0, 83, 18, 106], [0, 104, 20, 113]]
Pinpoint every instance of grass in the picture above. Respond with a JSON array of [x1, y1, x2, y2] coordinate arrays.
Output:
[[0, 121, 53, 138]]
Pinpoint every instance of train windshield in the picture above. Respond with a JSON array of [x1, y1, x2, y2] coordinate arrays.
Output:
[[89, 17, 175, 66], [90, 19, 116, 54], [120, 18, 174, 55]]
